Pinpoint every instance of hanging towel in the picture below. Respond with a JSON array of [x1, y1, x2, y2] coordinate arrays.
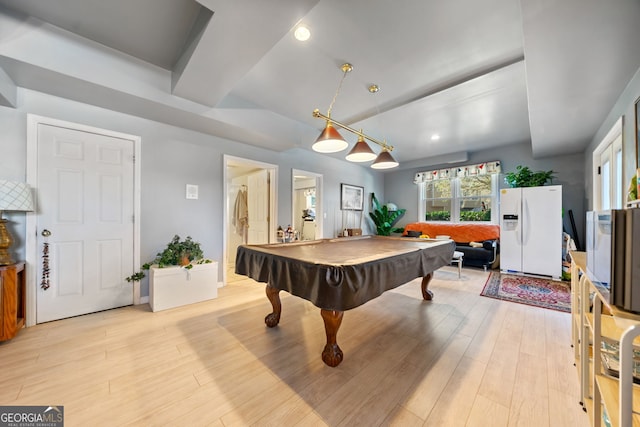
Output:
[[233, 189, 248, 236]]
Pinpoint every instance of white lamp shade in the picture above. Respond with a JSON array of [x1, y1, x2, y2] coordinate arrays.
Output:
[[0, 181, 34, 212]]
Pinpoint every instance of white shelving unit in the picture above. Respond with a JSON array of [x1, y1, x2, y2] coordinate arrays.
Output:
[[571, 251, 640, 426], [627, 200, 640, 209]]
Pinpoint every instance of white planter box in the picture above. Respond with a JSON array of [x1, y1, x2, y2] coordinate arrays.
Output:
[[149, 262, 218, 312]]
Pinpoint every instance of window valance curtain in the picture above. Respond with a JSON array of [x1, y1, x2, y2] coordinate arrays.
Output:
[[413, 161, 501, 184]]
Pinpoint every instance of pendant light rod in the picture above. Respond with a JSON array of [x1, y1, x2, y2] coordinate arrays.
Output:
[[312, 109, 394, 152], [327, 63, 353, 118]]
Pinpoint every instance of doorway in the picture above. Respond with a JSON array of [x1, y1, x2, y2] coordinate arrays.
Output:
[[224, 155, 277, 284], [25, 115, 141, 326], [292, 169, 323, 241]]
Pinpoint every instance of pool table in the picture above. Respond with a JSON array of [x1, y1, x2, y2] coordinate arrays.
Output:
[[235, 235, 455, 367]]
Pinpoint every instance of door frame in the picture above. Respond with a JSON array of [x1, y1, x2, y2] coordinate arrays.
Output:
[[291, 169, 323, 239], [223, 155, 277, 286], [25, 114, 141, 326], [592, 116, 623, 210]]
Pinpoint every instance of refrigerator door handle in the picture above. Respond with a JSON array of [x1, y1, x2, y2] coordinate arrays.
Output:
[[514, 218, 522, 246], [522, 197, 529, 245]]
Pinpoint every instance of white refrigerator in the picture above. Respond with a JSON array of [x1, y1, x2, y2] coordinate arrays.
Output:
[[500, 185, 562, 278]]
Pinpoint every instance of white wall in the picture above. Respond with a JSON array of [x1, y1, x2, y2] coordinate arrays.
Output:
[[0, 88, 384, 297]]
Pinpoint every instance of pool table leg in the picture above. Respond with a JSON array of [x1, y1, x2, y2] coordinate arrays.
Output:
[[264, 285, 281, 327], [421, 272, 434, 300], [321, 309, 344, 367]]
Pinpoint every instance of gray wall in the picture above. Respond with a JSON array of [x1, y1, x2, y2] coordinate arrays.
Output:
[[0, 88, 383, 296], [383, 142, 586, 248], [584, 66, 640, 210]]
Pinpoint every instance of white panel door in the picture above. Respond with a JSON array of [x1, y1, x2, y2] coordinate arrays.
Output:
[[36, 123, 135, 322], [247, 169, 269, 244], [521, 185, 562, 277], [499, 188, 522, 272]]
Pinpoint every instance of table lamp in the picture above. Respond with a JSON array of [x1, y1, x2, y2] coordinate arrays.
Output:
[[0, 180, 34, 265]]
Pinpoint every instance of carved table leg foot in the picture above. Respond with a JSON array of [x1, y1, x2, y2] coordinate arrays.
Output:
[[265, 285, 281, 327], [320, 309, 344, 367], [421, 272, 434, 300]]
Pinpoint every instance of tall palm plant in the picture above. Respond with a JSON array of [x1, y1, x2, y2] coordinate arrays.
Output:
[[369, 193, 406, 236]]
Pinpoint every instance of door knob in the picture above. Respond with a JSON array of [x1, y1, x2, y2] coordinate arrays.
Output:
[[41, 229, 51, 237]]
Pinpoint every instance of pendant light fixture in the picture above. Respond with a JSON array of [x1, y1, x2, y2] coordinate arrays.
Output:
[[311, 63, 351, 153], [345, 133, 376, 162], [371, 147, 399, 169], [312, 122, 348, 153], [311, 63, 399, 169]]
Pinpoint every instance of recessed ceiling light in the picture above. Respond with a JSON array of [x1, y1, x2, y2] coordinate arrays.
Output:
[[294, 25, 311, 41], [431, 134, 440, 141]]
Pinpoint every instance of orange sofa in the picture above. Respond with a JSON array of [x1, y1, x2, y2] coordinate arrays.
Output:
[[403, 222, 500, 270]]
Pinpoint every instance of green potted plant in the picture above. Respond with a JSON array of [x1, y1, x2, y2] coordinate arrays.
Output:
[[369, 193, 406, 236], [125, 235, 210, 283], [504, 165, 556, 188], [126, 235, 217, 312]]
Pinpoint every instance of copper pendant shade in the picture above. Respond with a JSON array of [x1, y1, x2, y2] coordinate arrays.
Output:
[[345, 135, 377, 162], [312, 121, 348, 153], [371, 149, 399, 170]]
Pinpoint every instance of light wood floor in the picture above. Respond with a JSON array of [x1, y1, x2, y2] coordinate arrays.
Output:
[[0, 267, 589, 426]]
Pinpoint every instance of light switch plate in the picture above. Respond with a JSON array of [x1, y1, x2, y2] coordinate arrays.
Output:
[[186, 184, 198, 200]]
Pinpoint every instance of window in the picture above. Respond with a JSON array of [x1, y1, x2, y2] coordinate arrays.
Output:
[[459, 175, 493, 221], [414, 161, 501, 223], [423, 179, 451, 221], [420, 174, 498, 223]]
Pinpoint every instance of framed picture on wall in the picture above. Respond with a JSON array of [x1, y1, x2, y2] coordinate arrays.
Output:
[[341, 183, 364, 211]]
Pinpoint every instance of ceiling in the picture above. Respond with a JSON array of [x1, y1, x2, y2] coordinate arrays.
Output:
[[1, 0, 639, 170]]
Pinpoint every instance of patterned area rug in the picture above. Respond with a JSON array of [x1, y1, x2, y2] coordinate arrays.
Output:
[[480, 272, 571, 312]]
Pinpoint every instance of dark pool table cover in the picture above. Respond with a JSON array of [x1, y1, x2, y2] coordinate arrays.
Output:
[[235, 235, 455, 311]]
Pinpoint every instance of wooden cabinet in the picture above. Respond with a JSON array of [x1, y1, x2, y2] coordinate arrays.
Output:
[[571, 251, 640, 426], [0, 262, 26, 341]]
